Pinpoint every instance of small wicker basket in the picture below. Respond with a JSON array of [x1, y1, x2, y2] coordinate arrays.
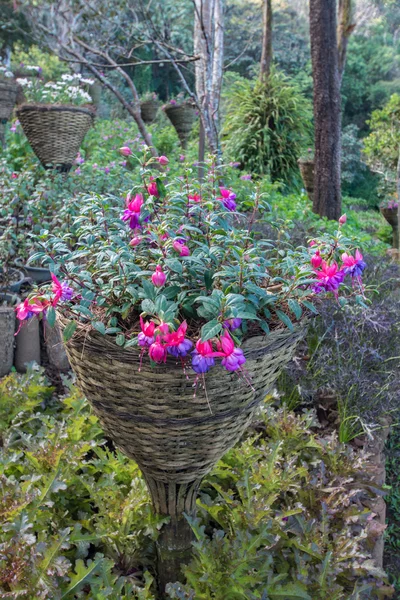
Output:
[[140, 99, 159, 123], [164, 102, 196, 148], [0, 80, 19, 121], [380, 207, 399, 249], [298, 158, 314, 202], [57, 313, 306, 517], [16, 104, 94, 171]]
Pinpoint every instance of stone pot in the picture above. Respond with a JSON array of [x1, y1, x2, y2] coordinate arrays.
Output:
[[0, 267, 25, 293], [15, 260, 52, 284], [0, 293, 18, 377], [15, 317, 41, 372]]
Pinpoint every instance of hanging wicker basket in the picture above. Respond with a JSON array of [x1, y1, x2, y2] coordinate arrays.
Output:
[[0, 80, 19, 121], [140, 99, 159, 124], [57, 313, 306, 517], [16, 104, 95, 171], [298, 158, 314, 202], [380, 207, 399, 249], [164, 102, 196, 148]]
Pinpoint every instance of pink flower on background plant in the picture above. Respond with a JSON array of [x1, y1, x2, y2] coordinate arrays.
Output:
[[240, 174, 252, 181], [129, 235, 142, 247], [229, 161, 240, 168], [188, 194, 201, 203], [339, 214, 347, 225], [157, 155, 169, 166], [11, 172, 18, 179], [16, 298, 48, 321], [179, 154, 185, 162], [341, 250, 366, 278], [218, 188, 237, 212], [313, 261, 345, 295], [147, 178, 159, 197], [122, 193, 143, 229], [173, 240, 190, 256], [149, 336, 167, 363], [138, 317, 155, 347], [311, 250, 322, 269], [119, 146, 132, 157], [151, 265, 166, 287], [217, 330, 246, 372]]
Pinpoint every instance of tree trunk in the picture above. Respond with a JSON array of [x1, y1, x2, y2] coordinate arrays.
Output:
[[310, 0, 342, 220], [337, 0, 354, 85], [260, 0, 273, 81], [194, 0, 225, 156]]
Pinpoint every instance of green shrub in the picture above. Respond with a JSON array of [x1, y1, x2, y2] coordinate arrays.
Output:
[[222, 70, 313, 185]]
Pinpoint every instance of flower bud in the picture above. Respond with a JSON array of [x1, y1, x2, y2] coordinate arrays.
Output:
[[119, 146, 132, 157], [339, 214, 347, 225], [311, 251, 322, 269], [149, 338, 167, 363], [157, 155, 169, 166], [151, 265, 166, 287]]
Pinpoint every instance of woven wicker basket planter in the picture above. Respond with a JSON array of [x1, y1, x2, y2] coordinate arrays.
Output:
[[298, 158, 314, 202], [140, 99, 159, 123], [380, 207, 399, 249], [164, 103, 196, 148], [0, 80, 19, 121], [16, 104, 94, 171], [58, 313, 306, 517]]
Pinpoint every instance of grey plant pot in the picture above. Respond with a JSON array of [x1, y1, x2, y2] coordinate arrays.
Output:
[[15, 260, 52, 284], [15, 317, 41, 373], [44, 320, 70, 372], [0, 293, 18, 377], [0, 268, 25, 293]]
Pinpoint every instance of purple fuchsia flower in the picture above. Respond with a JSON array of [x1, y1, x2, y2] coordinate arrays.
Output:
[[16, 298, 48, 321], [218, 188, 237, 212], [121, 193, 143, 229], [173, 239, 190, 256], [104, 167, 110, 174], [165, 321, 193, 357], [240, 174, 252, 181], [191, 339, 216, 374], [138, 317, 155, 347], [312, 261, 345, 296], [75, 152, 85, 165], [341, 250, 366, 279], [51, 274, 74, 305], [223, 318, 242, 331], [230, 161, 241, 168], [179, 154, 185, 162], [217, 330, 246, 372], [75, 167, 81, 175]]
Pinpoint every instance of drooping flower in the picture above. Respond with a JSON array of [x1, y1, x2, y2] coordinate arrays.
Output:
[[188, 193, 201, 203], [222, 318, 242, 331], [339, 214, 347, 225], [313, 261, 345, 295], [157, 155, 169, 166], [217, 330, 246, 372], [311, 250, 322, 269], [51, 274, 74, 306], [119, 146, 132, 156], [165, 321, 193, 357], [151, 265, 166, 287], [138, 317, 155, 347], [191, 339, 216, 374], [179, 154, 185, 162], [129, 235, 142, 247], [173, 240, 190, 256], [149, 336, 167, 363], [16, 297, 48, 321], [11, 172, 18, 179], [147, 178, 159, 197], [229, 161, 240, 168], [240, 174, 252, 181], [218, 188, 237, 212], [341, 250, 366, 278], [121, 193, 143, 229]]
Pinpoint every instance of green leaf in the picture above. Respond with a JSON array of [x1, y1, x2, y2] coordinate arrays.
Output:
[[61, 558, 104, 598], [116, 334, 125, 346], [275, 310, 294, 331], [268, 583, 312, 599], [92, 321, 106, 335], [165, 258, 183, 274], [301, 299, 318, 314], [201, 319, 222, 342], [46, 306, 56, 327], [63, 320, 77, 342], [288, 299, 302, 320], [204, 269, 214, 290], [141, 298, 156, 314]]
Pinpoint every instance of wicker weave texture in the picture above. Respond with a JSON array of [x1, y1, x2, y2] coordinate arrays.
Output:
[[164, 103, 196, 148], [59, 316, 305, 489], [380, 207, 399, 229], [0, 81, 18, 120], [16, 104, 94, 169], [298, 159, 314, 201], [140, 99, 159, 123]]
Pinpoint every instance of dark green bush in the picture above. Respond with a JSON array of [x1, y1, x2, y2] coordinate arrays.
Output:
[[222, 70, 313, 185]]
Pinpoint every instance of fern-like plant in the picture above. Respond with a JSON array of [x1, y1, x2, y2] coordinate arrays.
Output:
[[222, 70, 313, 185]]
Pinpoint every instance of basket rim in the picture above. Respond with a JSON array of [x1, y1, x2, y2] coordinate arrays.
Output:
[[16, 103, 96, 117]]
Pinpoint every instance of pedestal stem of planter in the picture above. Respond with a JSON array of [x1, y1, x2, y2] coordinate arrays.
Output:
[[392, 224, 399, 250], [144, 475, 202, 597]]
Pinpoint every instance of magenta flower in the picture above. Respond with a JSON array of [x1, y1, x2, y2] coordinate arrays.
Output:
[[341, 250, 366, 278], [119, 146, 132, 157], [313, 261, 345, 295], [311, 250, 322, 269], [218, 188, 237, 212], [16, 298, 48, 321], [11, 172, 18, 179], [339, 214, 347, 225], [191, 339, 216, 374], [179, 154, 185, 162], [223, 318, 242, 331], [157, 155, 169, 166], [121, 193, 143, 229], [188, 193, 201, 203], [165, 321, 193, 357], [151, 265, 166, 287], [51, 274, 74, 306], [149, 336, 167, 363], [129, 235, 142, 247], [229, 161, 241, 168], [138, 317, 155, 347], [240, 174, 252, 181], [147, 179, 159, 197], [173, 240, 190, 256], [217, 330, 246, 372]]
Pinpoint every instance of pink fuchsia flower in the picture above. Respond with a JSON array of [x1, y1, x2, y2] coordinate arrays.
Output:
[[188, 193, 201, 203], [218, 187, 237, 212], [92, 163, 98, 170], [16, 297, 48, 321], [217, 330, 246, 372], [157, 321, 170, 335], [191, 339, 216, 373], [240, 174, 252, 181], [147, 178, 159, 197], [309, 240, 316, 247], [11, 172, 18, 179], [341, 250, 366, 278], [173, 240, 190, 256], [104, 167, 110, 174], [75, 167, 81, 175], [138, 316, 155, 347], [75, 152, 85, 165], [313, 261, 345, 295], [51, 273, 74, 306], [229, 161, 241, 168], [121, 193, 143, 229], [222, 318, 242, 331], [149, 336, 167, 363], [339, 214, 347, 225], [151, 265, 166, 287], [179, 154, 185, 162], [129, 235, 142, 247], [165, 321, 193, 357], [157, 155, 169, 166], [311, 250, 322, 269], [170, 99, 177, 105], [119, 146, 132, 156]]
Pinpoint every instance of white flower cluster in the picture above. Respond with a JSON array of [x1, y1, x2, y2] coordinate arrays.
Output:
[[16, 70, 94, 106], [16, 78, 32, 87], [0, 65, 14, 78]]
